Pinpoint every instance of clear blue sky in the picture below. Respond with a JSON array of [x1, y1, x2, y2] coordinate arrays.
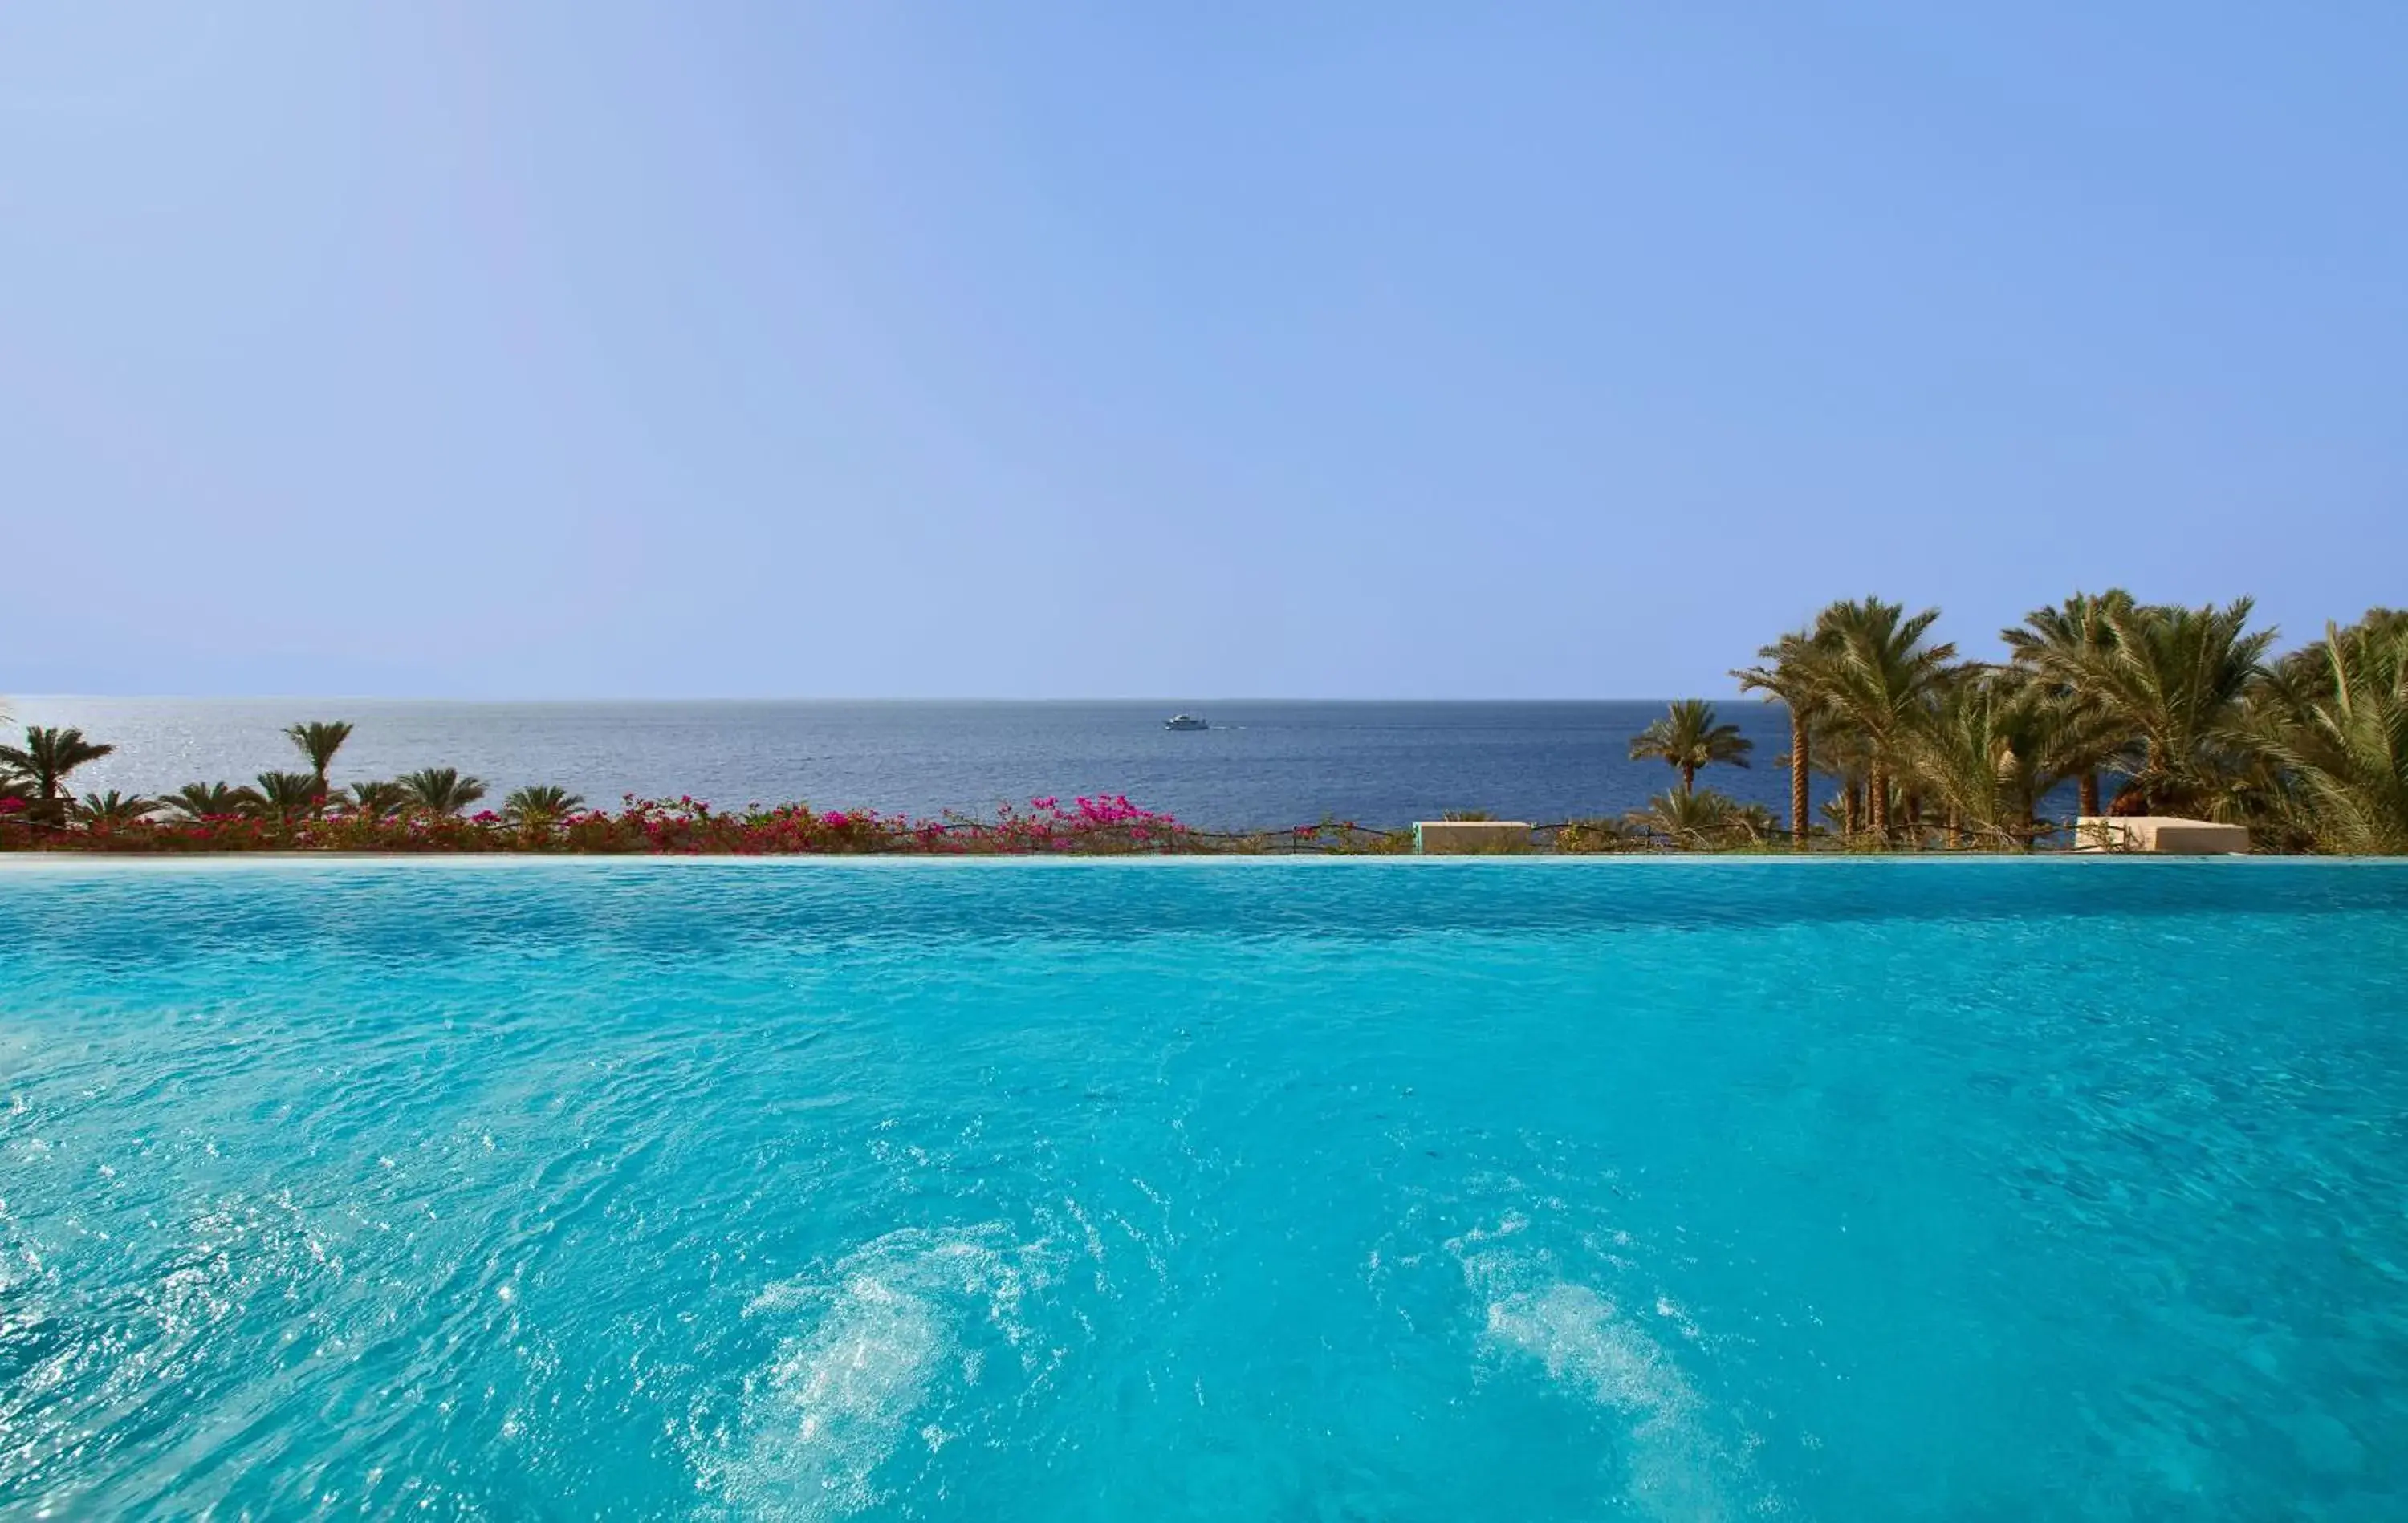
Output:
[[6, 3, 2402, 699]]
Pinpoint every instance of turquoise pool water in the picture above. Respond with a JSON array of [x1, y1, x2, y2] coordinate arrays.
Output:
[[3, 860, 2406, 1520]]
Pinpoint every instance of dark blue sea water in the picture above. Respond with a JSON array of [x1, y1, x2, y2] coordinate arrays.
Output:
[[12, 698, 1829, 830], [5, 859, 2405, 1519]]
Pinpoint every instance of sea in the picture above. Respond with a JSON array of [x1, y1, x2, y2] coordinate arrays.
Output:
[[6, 698, 1837, 831]]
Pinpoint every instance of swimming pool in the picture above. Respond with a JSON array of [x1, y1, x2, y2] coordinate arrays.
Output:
[[4, 859, 2405, 1518]]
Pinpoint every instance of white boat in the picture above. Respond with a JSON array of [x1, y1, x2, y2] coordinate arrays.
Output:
[[1163, 713, 1209, 731]]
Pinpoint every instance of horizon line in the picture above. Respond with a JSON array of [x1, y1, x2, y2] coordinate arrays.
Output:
[[6, 692, 1786, 708]]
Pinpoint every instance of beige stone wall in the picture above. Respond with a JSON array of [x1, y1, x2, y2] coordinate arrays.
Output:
[[1413, 821, 1535, 854], [2072, 816, 2250, 854]]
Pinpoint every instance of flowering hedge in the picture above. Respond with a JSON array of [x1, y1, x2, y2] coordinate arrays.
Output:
[[0, 794, 1385, 855]]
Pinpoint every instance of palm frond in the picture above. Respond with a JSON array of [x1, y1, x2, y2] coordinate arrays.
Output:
[[250, 771, 324, 820], [1623, 786, 1770, 848], [399, 766, 488, 815], [77, 790, 157, 828], [164, 781, 265, 820], [503, 784, 585, 823], [344, 779, 411, 819], [2255, 620, 2408, 853]]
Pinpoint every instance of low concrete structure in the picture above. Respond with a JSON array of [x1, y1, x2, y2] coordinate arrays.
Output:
[[1413, 820, 1535, 854], [2073, 816, 2250, 854]]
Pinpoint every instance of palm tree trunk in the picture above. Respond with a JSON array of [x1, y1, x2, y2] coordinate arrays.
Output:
[[1680, 762, 1697, 794], [1946, 809, 1964, 849], [1843, 783, 1861, 839], [2077, 772, 2099, 817], [1869, 765, 1892, 845], [1789, 713, 1810, 851]]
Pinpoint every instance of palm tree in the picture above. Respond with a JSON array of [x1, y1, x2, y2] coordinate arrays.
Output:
[[2003, 591, 2138, 816], [1627, 699, 1754, 794], [284, 720, 354, 807], [344, 779, 411, 818], [400, 766, 487, 815], [503, 784, 585, 824], [2072, 599, 2276, 816], [1735, 628, 1831, 850], [1907, 670, 2078, 849], [163, 781, 264, 820], [78, 790, 157, 829], [0, 726, 116, 822], [2260, 619, 2408, 854], [250, 771, 324, 823], [1805, 599, 1957, 844]]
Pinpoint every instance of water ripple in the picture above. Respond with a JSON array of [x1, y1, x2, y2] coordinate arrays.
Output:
[[2, 861, 2405, 1518]]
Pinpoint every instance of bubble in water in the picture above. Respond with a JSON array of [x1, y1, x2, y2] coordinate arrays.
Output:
[[698, 1224, 1056, 1521], [1454, 1228, 1764, 1523]]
